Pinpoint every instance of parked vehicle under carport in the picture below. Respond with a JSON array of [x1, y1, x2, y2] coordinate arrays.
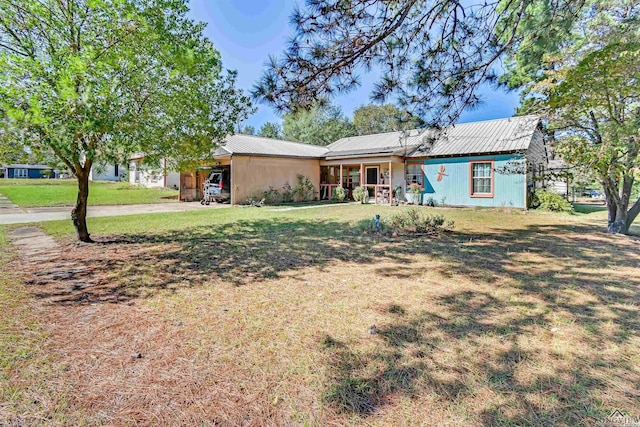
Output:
[[201, 166, 231, 204]]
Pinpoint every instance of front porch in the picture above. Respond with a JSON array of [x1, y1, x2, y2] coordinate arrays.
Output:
[[320, 157, 407, 204]]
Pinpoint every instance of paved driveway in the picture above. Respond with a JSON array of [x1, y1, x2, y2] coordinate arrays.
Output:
[[0, 202, 228, 225]]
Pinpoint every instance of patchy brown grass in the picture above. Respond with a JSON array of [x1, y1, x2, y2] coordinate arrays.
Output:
[[1, 206, 639, 426]]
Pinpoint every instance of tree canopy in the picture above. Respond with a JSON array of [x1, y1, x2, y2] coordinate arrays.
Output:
[[0, 0, 251, 241], [253, 0, 585, 125], [504, 0, 640, 234], [258, 122, 283, 140], [353, 104, 423, 136], [282, 102, 355, 146]]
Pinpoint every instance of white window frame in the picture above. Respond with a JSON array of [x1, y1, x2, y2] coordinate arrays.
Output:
[[15, 168, 28, 178]]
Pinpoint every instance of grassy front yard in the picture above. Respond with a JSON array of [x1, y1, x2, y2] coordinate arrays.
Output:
[[1, 205, 638, 426], [0, 179, 178, 208]]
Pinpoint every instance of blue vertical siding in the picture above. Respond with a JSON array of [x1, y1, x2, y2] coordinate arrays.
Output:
[[421, 154, 526, 208], [6, 168, 54, 179]]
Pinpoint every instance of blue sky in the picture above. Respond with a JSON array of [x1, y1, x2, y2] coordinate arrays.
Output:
[[187, 0, 520, 131]]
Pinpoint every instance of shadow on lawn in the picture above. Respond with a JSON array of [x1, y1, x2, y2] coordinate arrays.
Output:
[[28, 215, 640, 424], [317, 223, 639, 425], [322, 294, 634, 425]]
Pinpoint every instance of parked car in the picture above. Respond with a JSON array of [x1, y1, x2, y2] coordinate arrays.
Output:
[[201, 166, 231, 204]]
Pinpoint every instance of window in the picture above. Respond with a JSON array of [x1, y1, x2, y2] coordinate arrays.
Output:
[[114, 163, 119, 177], [470, 161, 493, 197], [14, 168, 28, 178], [406, 163, 423, 186]]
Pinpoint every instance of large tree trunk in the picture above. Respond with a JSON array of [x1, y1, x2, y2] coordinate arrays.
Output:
[[72, 169, 92, 242], [607, 203, 629, 234], [602, 175, 635, 235]]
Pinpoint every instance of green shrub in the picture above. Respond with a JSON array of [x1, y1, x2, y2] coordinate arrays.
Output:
[[332, 186, 346, 202], [352, 186, 368, 203], [262, 186, 281, 205], [294, 174, 315, 202], [359, 208, 454, 235], [532, 190, 573, 212], [281, 182, 294, 203]]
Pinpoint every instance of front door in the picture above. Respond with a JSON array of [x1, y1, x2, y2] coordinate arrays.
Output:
[[366, 166, 379, 197], [366, 167, 379, 185]]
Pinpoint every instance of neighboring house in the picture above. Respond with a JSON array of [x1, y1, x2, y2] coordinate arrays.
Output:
[[129, 156, 180, 189], [89, 163, 124, 181], [181, 115, 547, 208], [2, 164, 56, 179], [546, 159, 569, 198]]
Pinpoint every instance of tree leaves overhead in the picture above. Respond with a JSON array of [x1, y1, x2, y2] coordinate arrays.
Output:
[[282, 101, 356, 146], [353, 104, 424, 136], [506, 0, 640, 233], [0, 0, 252, 240], [0, 0, 251, 174], [253, 0, 585, 125], [258, 122, 283, 139]]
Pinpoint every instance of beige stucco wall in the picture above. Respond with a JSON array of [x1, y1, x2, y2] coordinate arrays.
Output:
[[232, 155, 321, 204]]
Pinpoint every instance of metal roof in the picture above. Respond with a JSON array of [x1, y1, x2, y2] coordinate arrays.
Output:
[[327, 129, 425, 158], [326, 116, 540, 159], [129, 116, 541, 163], [408, 115, 541, 157], [214, 134, 329, 159]]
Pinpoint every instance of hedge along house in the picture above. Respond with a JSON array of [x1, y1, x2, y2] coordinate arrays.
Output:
[[322, 115, 545, 208], [179, 134, 328, 204]]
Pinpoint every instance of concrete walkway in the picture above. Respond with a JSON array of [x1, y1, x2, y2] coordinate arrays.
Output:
[[268, 202, 356, 212], [0, 202, 227, 225], [0, 192, 23, 215]]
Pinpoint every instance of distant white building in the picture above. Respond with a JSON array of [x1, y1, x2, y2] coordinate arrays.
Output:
[[89, 163, 124, 182], [129, 155, 180, 189], [546, 159, 569, 197]]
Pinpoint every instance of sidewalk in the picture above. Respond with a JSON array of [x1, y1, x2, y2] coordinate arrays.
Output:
[[0, 202, 227, 225], [0, 193, 22, 215]]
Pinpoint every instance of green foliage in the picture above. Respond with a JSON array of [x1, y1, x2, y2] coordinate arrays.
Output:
[[0, 0, 252, 239], [0, 0, 251, 170], [294, 174, 315, 202], [281, 183, 294, 203], [360, 208, 454, 234], [258, 178, 315, 205], [352, 186, 368, 204], [505, 0, 640, 233], [331, 186, 346, 202], [262, 186, 281, 205], [253, 0, 586, 124], [409, 183, 422, 195], [282, 102, 356, 146], [531, 190, 573, 212], [353, 104, 424, 135], [258, 122, 283, 139], [240, 125, 256, 135]]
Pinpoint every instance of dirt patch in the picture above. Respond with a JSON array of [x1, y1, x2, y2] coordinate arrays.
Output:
[[6, 229, 267, 426], [4, 218, 640, 426]]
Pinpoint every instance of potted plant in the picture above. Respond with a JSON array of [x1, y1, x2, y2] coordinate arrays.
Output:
[[407, 183, 422, 205]]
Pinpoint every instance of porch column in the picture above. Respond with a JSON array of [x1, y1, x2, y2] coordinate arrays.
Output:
[[389, 160, 393, 204], [230, 156, 234, 205], [339, 164, 343, 186], [360, 163, 364, 186]]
